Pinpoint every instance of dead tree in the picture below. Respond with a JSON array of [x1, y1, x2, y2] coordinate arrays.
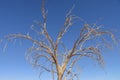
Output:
[[4, 0, 115, 80]]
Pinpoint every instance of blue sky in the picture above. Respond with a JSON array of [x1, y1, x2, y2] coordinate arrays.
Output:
[[0, 0, 120, 80]]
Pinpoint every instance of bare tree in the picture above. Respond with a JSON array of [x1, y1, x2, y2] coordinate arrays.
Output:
[[4, 0, 115, 80]]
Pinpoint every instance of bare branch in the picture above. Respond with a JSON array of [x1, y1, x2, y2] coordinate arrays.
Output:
[[41, 0, 47, 23], [3, 1, 116, 80], [55, 11, 78, 55], [41, 0, 55, 50]]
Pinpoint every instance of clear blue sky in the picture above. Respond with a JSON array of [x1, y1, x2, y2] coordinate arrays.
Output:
[[0, 0, 120, 80]]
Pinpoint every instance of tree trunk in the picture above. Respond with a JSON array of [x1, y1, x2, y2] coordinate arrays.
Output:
[[57, 58, 70, 80], [57, 66, 64, 80], [58, 73, 63, 80]]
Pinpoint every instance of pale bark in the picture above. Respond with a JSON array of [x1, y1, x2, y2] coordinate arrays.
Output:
[[4, 0, 116, 80]]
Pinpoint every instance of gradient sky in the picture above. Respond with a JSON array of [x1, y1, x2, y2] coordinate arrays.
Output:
[[0, 0, 120, 80]]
